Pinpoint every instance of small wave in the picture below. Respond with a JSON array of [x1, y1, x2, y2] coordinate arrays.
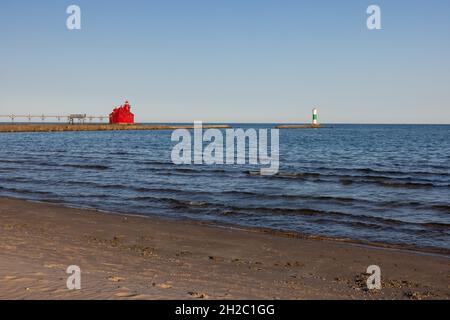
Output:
[[379, 200, 423, 208], [0, 159, 19, 164], [0, 186, 55, 196], [272, 172, 321, 179], [374, 180, 435, 189], [222, 204, 450, 230], [65, 180, 130, 190], [110, 151, 131, 156], [138, 165, 231, 176], [35, 198, 66, 204], [173, 167, 228, 174], [317, 166, 450, 177], [421, 222, 450, 229], [246, 170, 324, 181], [340, 179, 353, 186], [165, 197, 210, 208], [136, 160, 173, 166], [247, 170, 445, 189], [430, 205, 450, 213], [223, 190, 362, 204], [131, 186, 213, 196], [67, 194, 111, 199], [185, 200, 209, 207], [0, 177, 32, 183], [0, 159, 58, 167], [63, 164, 110, 170], [147, 168, 234, 179], [130, 195, 209, 208], [218, 205, 349, 219], [338, 178, 437, 189]]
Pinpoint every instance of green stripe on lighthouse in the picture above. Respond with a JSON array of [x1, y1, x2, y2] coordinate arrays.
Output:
[[312, 108, 318, 126]]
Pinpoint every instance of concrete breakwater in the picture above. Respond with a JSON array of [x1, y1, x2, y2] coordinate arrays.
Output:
[[0, 123, 231, 133], [275, 124, 322, 129]]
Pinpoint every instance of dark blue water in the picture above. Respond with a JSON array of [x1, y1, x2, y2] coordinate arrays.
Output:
[[0, 124, 449, 253]]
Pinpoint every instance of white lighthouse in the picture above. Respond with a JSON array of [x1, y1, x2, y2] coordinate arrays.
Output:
[[312, 108, 319, 126]]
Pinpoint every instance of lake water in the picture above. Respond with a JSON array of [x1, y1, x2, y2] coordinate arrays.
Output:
[[0, 124, 449, 253]]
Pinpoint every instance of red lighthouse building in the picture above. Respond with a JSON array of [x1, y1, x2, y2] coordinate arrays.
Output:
[[109, 101, 135, 124]]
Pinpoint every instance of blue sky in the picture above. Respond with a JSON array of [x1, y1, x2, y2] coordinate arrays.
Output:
[[0, 0, 449, 123]]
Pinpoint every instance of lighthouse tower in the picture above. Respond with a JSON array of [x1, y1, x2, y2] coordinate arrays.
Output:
[[109, 100, 135, 124], [312, 108, 319, 126]]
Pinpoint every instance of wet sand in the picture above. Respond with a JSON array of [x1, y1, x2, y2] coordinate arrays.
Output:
[[0, 197, 448, 300]]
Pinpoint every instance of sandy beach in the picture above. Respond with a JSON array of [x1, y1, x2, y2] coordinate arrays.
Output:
[[0, 197, 448, 300]]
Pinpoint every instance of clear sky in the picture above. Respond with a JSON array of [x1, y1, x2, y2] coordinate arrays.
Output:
[[0, 0, 449, 123]]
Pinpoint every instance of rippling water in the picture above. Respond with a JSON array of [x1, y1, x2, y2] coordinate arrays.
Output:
[[0, 124, 449, 252]]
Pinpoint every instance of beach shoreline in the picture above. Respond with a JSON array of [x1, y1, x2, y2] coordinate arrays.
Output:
[[0, 197, 448, 300]]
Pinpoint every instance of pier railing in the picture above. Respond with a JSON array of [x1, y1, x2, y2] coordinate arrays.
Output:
[[0, 114, 108, 123]]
